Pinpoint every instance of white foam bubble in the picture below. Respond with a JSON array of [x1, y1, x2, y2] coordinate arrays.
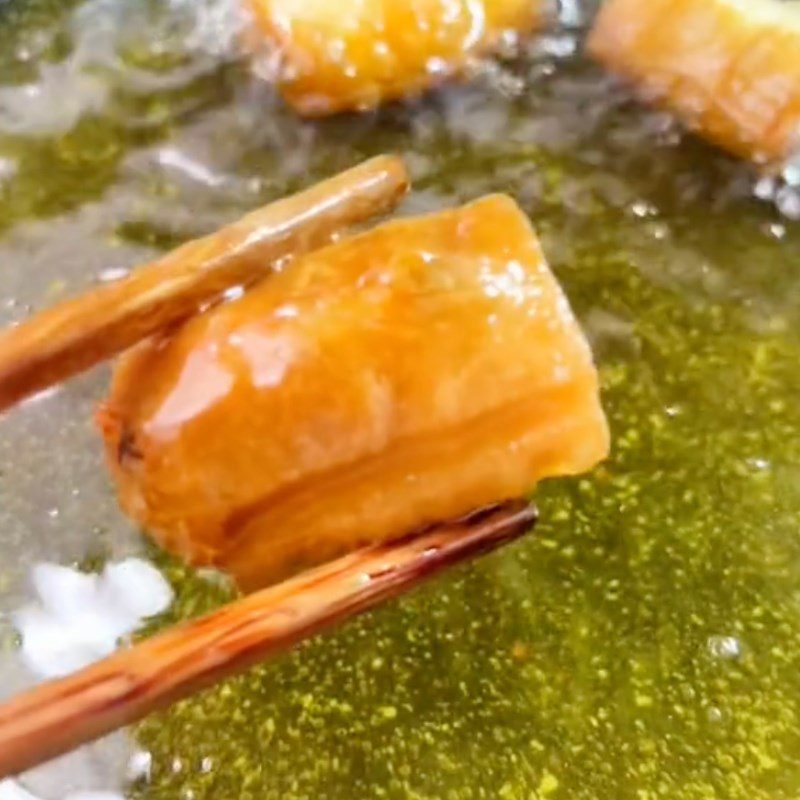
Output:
[[13, 558, 173, 679]]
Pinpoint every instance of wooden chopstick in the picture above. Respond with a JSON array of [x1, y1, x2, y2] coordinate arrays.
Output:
[[0, 155, 409, 413], [0, 499, 536, 779]]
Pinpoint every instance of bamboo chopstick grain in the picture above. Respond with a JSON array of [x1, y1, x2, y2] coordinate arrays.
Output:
[[0, 500, 535, 779], [0, 155, 409, 413]]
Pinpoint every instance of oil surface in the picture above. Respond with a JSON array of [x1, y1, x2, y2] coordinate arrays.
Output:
[[1, 1, 800, 799]]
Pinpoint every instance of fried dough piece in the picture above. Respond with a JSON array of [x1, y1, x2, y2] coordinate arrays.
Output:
[[99, 195, 608, 590], [588, 0, 800, 166], [248, 0, 547, 115]]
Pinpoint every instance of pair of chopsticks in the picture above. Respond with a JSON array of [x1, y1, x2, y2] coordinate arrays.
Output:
[[0, 155, 536, 778]]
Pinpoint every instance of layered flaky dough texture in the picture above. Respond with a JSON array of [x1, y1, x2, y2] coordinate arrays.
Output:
[[588, 0, 800, 166], [99, 195, 609, 590], [248, 0, 546, 115]]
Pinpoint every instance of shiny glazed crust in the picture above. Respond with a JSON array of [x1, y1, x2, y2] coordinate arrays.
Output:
[[100, 195, 609, 589], [588, 0, 800, 166], [247, 0, 546, 115]]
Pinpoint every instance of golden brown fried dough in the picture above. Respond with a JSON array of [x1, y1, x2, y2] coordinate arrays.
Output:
[[588, 0, 800, 166], [248, 0, 547, 115], [99, 195, 608, 590]]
